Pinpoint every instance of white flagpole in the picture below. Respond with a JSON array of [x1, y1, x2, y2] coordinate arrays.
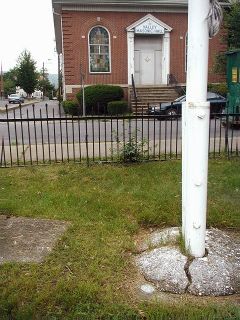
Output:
[[183, 0, 210, 257]]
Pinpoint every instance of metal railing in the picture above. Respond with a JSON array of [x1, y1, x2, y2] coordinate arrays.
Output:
[[167, 74, 186, 96], [0, 103, 239, 167]]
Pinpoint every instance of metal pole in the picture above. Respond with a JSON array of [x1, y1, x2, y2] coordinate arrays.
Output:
[[42, 62, 45, 101], [80, 65, 86, 117], [183, 0, 210, 258], [82, 75, 85, 117], [0, 62, 4, 100]]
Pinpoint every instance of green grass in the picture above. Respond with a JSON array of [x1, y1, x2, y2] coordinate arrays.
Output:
[[0, 159, 239, 319]]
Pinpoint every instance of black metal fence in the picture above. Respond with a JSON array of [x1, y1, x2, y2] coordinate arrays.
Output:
[[0, 103, 239, 167]]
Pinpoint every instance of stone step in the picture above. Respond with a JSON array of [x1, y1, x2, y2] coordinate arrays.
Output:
[[131, 91, 177, 95], [133, 92, 176, 95], [129, 86, 181, 113], [131, 96, 175, 101]]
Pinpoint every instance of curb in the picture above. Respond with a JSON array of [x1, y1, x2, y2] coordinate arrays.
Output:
[[0, 100, 40, 113]]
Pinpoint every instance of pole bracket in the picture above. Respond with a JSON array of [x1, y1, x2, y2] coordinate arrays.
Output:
[[186, 101, 210, 109]]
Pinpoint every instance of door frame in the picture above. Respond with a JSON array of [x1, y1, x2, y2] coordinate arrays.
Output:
[[127, 14, 172, 85], [134, 36, 163, 85]]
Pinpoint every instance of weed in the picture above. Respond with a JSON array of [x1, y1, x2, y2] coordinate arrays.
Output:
[[119, 137, 148, 163]]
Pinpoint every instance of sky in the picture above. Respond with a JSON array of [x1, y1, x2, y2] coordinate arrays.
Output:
[[0, 0, 58, 74]]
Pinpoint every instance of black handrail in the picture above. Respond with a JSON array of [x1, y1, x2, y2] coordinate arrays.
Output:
[[168, 74, 186, 96]]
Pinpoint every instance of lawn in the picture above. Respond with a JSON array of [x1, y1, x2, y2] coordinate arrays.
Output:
[[0, 159, 239, 319]]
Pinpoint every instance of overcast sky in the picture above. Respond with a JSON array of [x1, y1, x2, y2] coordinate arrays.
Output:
[[0, 0, 58, 74]]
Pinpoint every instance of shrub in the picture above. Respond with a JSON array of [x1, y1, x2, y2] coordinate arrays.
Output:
[[107, 100, 129, 115], [111, 135, 148, 163], [208, 83, 228, 97], [76, 85, 124, 114], [62, 100, 81, 116], [119, 137, 148, 163]]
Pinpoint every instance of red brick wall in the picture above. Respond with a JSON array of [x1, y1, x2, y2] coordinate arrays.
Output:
[[62, 10, 226, 98]]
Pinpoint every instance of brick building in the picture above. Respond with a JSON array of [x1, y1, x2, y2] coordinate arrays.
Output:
[[52, 0, 229, 101]]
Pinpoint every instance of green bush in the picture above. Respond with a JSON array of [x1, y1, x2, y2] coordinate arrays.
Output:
[[208, 83, 228, 97], [76, 85, 124, 114], [119, 137, 148, 163], [107, 100, 129, 115], [62, 100, 81, 116]]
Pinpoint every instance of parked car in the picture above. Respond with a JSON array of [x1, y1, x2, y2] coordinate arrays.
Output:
[[147, 92, 226, 118], [8, 94, 25, 104]]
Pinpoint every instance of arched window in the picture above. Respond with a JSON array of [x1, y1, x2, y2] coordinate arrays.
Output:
[[89, 26, 110, 73]]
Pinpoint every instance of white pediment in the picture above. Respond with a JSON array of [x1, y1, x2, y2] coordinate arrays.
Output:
[[126, 14, 172, 34]]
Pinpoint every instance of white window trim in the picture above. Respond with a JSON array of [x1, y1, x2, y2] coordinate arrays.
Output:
[[88, 25, 111, 74]]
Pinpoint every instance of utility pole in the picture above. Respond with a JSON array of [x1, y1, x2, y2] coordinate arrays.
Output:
[[42, 62, 45, 101], [0, 62, 4, 100], [182, 0, 210, 258], [80, 64, 86, 117]]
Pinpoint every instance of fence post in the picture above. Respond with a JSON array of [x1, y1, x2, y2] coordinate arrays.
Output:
[[225, 112, 229, 154]]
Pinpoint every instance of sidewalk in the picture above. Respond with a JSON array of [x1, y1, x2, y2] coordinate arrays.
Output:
[[0, 99, 40, 113]]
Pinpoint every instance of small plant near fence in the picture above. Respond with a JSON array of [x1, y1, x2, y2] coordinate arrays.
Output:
[[111, 130, 149, 163], [120, 137, 148, 162]]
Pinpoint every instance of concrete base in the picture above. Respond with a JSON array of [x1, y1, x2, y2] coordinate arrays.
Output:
[[135, 227, 240, 296]]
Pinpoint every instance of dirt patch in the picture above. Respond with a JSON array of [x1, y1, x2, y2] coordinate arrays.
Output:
[[0, 215, 70, 264]]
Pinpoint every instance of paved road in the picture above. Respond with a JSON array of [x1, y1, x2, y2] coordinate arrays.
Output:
[[0, 99, 61, 118]]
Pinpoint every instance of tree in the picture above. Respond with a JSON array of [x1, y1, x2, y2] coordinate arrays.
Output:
[[17, 50, 38, 96], [214, 2, 240, 74], [3, 68, 18, 96], [35, 63, 55, 99], [37, 76, 55, 99], [225, 2, 240, 49]]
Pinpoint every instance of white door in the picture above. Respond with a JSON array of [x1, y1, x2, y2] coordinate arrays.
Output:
[[141, 51, 155, 84], [134, 36, 162, 85]]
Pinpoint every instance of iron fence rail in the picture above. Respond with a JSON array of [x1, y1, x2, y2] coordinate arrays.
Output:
[[0, 104, 239, 167]]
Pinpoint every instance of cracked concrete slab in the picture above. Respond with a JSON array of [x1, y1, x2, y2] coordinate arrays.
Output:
[[136, 247, 188, 294], [188, 229, 240, 296], [135, 228, 240, 296], [0, 215, 70, 264]]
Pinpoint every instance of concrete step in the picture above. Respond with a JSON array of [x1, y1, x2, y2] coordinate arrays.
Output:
[[129, 86, 180, 113], [131, 96, 175, 101]]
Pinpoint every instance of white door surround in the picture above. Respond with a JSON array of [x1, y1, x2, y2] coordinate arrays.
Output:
[[127, 14, 172, 85]]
